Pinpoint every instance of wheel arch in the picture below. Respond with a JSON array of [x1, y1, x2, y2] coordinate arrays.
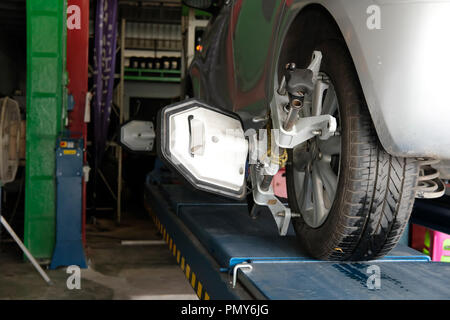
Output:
[[275, 3, 381, 144], [277, 4, 346, 74]]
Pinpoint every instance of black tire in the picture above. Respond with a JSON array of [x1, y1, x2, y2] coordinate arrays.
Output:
[[286, 41, 419, 261]]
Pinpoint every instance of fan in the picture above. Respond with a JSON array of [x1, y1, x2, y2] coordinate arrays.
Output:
[[0, 97, 21, 184], [0, 97, 51, 284]]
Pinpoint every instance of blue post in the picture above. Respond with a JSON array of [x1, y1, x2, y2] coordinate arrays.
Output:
[[50, 138, 87, 269]]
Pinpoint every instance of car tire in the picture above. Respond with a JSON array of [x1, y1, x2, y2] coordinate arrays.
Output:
[[286, 40, 420, 261]]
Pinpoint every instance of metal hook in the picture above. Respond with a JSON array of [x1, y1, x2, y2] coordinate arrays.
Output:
[[232, 263, 253, 288]]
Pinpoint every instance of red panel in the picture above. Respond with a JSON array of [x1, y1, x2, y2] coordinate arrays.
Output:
[[67, 0, 89, 244], [67, 0, 89, 135]]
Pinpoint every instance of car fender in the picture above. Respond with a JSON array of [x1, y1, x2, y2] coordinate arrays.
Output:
[[277, 0, 450, 159]]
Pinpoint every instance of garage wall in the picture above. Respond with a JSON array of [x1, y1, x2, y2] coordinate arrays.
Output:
[[0, 32, 26, 96]]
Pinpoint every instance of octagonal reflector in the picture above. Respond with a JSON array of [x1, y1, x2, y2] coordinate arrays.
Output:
[[158, 99, 248, 199]]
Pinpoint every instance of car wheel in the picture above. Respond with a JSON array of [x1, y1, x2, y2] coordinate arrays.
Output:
[[285, 41, 420, 261]]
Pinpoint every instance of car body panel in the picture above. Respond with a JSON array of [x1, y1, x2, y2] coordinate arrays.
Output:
[[190, 0, 450, 159]]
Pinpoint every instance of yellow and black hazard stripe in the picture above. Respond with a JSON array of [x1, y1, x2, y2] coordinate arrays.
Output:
[[146, 205, 211, 300]]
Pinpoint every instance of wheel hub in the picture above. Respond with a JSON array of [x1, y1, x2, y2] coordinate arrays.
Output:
[[291, 77, 341, 229]]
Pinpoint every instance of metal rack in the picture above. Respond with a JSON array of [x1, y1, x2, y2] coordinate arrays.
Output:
[[116, 2, 184, 223]]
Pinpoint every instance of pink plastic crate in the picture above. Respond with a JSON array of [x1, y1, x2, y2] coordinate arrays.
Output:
[[272, 168, 287, 198], [411, 224, 450, 262]]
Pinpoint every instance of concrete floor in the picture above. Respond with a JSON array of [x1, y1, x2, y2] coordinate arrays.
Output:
[[0, 210, 198, 300]]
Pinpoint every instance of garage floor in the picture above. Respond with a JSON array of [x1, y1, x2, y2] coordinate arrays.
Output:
[[0, 209, 198, 300]]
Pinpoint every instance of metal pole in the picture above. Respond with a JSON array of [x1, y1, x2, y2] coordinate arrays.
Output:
[[283, 97, 303, 132], [0, 216, 52, 285], [117, 18, 126, 224], [99, 169, 118, 201]]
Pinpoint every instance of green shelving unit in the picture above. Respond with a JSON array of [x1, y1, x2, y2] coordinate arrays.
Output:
[[24, 0, 67, 259], [124, 68, 181, 83]]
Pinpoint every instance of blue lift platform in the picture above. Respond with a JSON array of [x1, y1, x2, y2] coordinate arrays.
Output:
[[144, 176, 450, 300]]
